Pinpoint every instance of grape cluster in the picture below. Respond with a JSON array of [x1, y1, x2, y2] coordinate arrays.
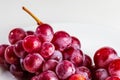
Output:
[[0, 23, 120, 80], [0, 6, 120, 80]]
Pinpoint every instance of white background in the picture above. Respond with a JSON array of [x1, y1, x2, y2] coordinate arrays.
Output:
[[0, 0, 120, 80], [0, 0, 120, 27]]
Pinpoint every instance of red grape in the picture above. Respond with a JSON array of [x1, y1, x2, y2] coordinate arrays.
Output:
[[105, 76, 120, 80], [4, 45, 19, 64], [55, 60, 75, 79], [40, 42, 55, 59], [108, 58, 120, 77], [76, 66, 91, 80], [0, 44, 9, 64], [52, 31, 72, 51], [14, 40, 27, 58], [94, 68, 109, 80], [50, 50, 63, 62], [8, 28, 26, 44], [83, 54, 92, 68], [94, 47, 118, 68], [35, 24, 54, 42], [71, 36, 81, 49], [23, 53, 44, 73], [70, 49, 83, 67], [69, 74, 86, 80], [63, 47, 83, 66], [0, 60, 10, 70], [42, 59, 58, 71], [31, 70, 58, 80], [22, 35, 41, 53], [63, 47, 75, 60], [10, 64, 24, 79], [26, 30, 34, 35]]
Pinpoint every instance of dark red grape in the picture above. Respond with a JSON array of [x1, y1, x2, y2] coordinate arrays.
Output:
[[70, 49, 83, 67], [23, 53, 44, 73], [10, 64, 24, 79], [55, 60, 75, 79], [108, 58, 120, 77], [22, 35, 41, 53], [42, 59, 58, 71], [4, 45, 19, 64], [22, 71, 35, 80], [0, 60, 10, 70], [0, 44, 9, 64], [26, 30, 34, 35], [63, 47, 83, 66], [40, 42, 55, 59], [83, 54, 92, 68], [63, 47, 74, 60], [8, 28, 26, 44], [71, 36, 81, 49], [76, 66, 91, 80], [52, 31, 72, 51], [31, 70, 58, 80], [94, 47, 118, 68], [50, 50, 63, 62], [35, 24, 54, 42], [94, 68, 109, 80], [14, 40, 27, 58]]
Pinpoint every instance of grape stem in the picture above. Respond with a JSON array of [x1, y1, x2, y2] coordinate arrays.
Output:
[[22, 6, 43, 25]]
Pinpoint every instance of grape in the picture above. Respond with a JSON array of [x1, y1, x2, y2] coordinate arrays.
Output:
[[50, 50, 63, 62], [55, 60, 75, 79], [108, 59, 120, 77], [0, 44, 9, 64], [8, 28, 26, 44], [31, 70, 58, 80], [70, 49, 83, 66], [63, 47, 83, 66], [94, 68, 109, 80], [10, 64, 24, 79], [22, 72, 35, 80], [35, 24, 54, 42], [71, 36, 81, 49], [4, 45, 19, 64], [63, 47, 75, 60], [0, 60, 10, 70], [42, 59, 58, 71], [105, 76, 120, 80], [14, 40, 27, 58], [52, 31, 72, 51], [40, 42, 55, 59], [23, 53, 44, 73], [69, 74, 86, 80], [76, 66, 91, 80], [22, 35, 41, 53], [94, 47, 118, 69], [83, 54, 92, 68], [26, 30, 34, 35]]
